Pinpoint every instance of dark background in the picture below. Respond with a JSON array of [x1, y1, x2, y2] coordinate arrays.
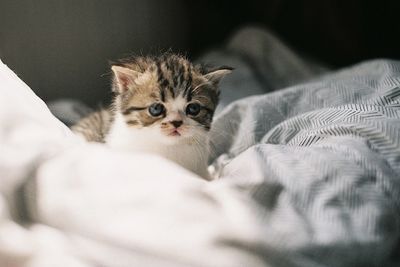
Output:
[[1, 0, 400, 106]]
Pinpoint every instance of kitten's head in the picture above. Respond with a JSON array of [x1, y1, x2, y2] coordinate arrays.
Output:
[[111, 54, 232, 144]]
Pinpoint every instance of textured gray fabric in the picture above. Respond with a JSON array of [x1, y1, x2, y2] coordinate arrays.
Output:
[[209, 59, 400, 267]]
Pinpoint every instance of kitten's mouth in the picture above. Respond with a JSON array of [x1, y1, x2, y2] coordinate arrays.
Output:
[[168, 129, 181, 137]]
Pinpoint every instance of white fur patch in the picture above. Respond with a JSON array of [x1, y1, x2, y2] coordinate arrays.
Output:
[[106, 114, 211, 179]]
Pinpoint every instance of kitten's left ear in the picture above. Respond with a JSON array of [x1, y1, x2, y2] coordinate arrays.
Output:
[[204, 66, 233, 84]]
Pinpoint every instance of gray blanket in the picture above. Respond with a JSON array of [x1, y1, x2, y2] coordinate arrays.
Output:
[[209, 58, 400, 266]]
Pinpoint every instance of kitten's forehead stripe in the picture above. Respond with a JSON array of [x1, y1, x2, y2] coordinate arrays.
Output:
[[160, 89, 165, 102], [172, 61, 181, 88], [156, 60, 166, 101], [183, 64, 193, 101], [169, 87, 175, 99]]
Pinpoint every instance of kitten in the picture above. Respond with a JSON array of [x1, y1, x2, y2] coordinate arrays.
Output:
[[72, 54, 232, 180]]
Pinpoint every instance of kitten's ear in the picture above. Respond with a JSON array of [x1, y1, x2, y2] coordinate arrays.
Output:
[[111, 65, 142, 93], [204, 66, 233, 84]]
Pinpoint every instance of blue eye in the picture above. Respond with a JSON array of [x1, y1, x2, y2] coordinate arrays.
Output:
[[186, 103, 201, 116], [148, 103, 165, 117]]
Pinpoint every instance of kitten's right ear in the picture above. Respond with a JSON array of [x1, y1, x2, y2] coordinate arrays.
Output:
[[111, 65, 141, 93], [203, 66, 233, 85]]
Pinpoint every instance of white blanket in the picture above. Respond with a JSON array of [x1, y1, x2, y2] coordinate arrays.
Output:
[[1, 57, 400, 267], [0, 60, 266, 267]]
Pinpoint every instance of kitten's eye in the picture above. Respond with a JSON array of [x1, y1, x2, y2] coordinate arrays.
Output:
[[186, 103, 201, 116], [148, 103, 165, 117]]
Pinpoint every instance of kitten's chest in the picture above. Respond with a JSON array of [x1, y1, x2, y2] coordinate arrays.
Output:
[[106, 123, 210, 178]]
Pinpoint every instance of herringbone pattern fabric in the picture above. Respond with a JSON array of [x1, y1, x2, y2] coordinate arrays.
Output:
[[211, 59, 400, 267]]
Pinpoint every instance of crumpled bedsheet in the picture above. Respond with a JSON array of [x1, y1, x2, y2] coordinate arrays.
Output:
[[1, 56, 400, 267]]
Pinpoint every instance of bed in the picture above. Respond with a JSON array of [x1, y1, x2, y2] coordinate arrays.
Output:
[[1, 28, 399, 267]]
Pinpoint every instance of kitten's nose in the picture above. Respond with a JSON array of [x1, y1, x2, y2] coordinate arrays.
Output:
[[170, 120, 183, 128]]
